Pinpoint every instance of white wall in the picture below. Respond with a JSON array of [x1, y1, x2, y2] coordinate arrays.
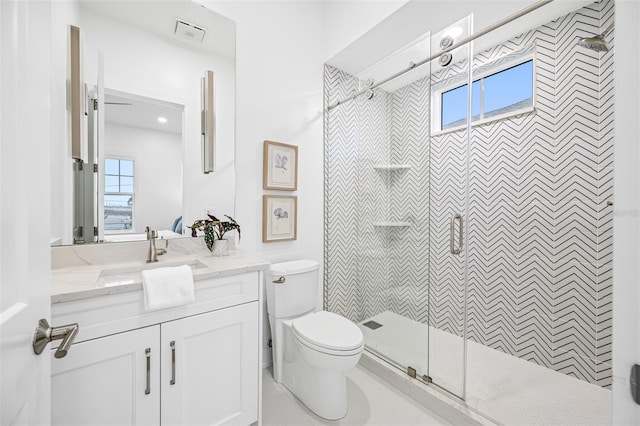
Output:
[[50, 4, 235, 244], [323, 0, 408, 60], [105, 123, 182, 233], [208, 1, 324, 260], [199, 0, 327, 367]]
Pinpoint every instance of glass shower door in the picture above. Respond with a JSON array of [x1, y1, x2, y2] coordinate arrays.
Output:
[[351, 29, 435, 384], [427, 15, 473, 399]]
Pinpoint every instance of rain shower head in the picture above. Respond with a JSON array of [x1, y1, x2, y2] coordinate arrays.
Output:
[[577, 22, 614, 52], [577, 35, 608, 52]]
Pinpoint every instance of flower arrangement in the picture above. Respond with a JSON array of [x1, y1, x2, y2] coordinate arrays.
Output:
[[189, 215, 241, 252]]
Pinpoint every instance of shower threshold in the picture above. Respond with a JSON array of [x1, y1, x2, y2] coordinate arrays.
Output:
[[358, 311, 611, 426]]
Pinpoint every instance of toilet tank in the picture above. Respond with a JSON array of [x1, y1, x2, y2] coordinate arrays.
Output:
[[266, 260, 319, 319]]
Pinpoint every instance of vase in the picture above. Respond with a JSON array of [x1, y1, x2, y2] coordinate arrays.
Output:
[[224, 235, 236, 253], [211, 239, 228, 257]]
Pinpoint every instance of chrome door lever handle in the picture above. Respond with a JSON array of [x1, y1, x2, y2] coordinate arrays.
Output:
[[32, 318, 79, 359], [272, 276, 286, 284]]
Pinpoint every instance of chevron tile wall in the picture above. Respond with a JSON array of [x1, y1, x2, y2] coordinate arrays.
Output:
[[387, 77, 431, 324], [324, 66, 392, 323], [324, 66, 364, 322], [324, 0, 613, 389]]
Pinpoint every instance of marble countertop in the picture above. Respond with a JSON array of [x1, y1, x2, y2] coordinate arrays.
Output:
[[51, 239, 270, 304]]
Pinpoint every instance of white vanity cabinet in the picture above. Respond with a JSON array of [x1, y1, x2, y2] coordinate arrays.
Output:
[[161, 302, 259, 425], [50, 269, 263, 426], [51, 325, 161, 425]]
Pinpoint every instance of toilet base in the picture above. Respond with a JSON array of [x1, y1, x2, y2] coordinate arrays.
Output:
[[281, 353, 348, 420], [268, 313, 362, 421]]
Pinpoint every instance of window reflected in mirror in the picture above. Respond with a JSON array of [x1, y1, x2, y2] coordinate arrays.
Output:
[[104, 158, 134, 232]]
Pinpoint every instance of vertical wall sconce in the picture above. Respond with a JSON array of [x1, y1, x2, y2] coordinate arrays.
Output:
[[201, 70, 215, 173], [69, 25, 84, 160]]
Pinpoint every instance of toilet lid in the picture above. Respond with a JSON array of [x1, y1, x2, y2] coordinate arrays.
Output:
[[292, 311, 363, 351]]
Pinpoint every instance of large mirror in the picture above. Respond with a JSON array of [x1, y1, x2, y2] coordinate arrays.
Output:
[[50, 0, 236, 245]]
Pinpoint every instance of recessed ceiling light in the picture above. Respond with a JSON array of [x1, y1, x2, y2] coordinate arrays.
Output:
[[158, 117, 168, 124]]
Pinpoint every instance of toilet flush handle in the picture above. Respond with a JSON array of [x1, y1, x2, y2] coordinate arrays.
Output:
[[272, 276, 286, 284]]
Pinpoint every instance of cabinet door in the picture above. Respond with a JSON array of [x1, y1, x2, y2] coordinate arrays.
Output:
[[51, 325, 160, 426], [161, 302, 259, 426]]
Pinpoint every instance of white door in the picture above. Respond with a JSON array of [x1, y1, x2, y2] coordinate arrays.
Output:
[[161, 303, 259, 426], [613, 1, 640, 424], [51, 326, 160, 426], [0, 0, 53, 424]]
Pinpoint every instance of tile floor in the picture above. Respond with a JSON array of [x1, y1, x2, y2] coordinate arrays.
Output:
[[262, 365, 451, 426]]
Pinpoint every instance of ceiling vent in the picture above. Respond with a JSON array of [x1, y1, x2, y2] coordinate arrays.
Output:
[[174, 19, 206, 43]]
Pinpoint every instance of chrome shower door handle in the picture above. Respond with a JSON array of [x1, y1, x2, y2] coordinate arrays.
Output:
[[450, 213, 463, 255], [449, 215, 456, 254], [457, 213, 464, 253]]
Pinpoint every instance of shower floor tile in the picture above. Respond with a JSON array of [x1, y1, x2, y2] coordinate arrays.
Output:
[[359, 310, 611, 426]]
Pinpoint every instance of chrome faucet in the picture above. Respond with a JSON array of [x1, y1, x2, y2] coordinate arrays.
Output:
[[145, 226, 167, 263]]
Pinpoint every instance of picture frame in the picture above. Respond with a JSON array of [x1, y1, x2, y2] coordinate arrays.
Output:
[[263, 195, 297, 243], [263, 140, 298, 191]]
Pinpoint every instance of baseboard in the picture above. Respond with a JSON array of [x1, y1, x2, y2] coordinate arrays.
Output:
[[359, 352, 497, 426]]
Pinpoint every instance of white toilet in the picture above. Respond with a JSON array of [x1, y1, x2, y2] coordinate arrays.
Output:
[[265, 260, 364, 420]]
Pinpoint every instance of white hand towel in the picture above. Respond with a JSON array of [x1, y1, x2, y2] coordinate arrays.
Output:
[[142, 264, 195, 311]]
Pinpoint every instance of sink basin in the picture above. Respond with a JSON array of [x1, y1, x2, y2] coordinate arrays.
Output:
[[98, 259, 208, 287]]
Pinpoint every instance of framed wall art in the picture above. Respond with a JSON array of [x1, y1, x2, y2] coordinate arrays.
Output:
[[262, 195, 297, 243], [263, 140, 298, 191]]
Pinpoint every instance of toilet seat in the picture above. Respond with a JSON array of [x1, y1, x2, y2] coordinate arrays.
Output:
[[295, 334, 364, 356], [292, 311, 364, 355]]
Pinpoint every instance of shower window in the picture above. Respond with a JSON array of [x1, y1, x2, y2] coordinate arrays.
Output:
[[104, 157, 134, 232], [434, 52, 535, 133]]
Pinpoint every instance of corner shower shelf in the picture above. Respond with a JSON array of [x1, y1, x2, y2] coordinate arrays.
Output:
[[373, 222, 411, 227], [372, 164, 412, 170]]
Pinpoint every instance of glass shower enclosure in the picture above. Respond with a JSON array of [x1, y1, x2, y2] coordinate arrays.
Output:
[[325, 1, 614, 423]]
